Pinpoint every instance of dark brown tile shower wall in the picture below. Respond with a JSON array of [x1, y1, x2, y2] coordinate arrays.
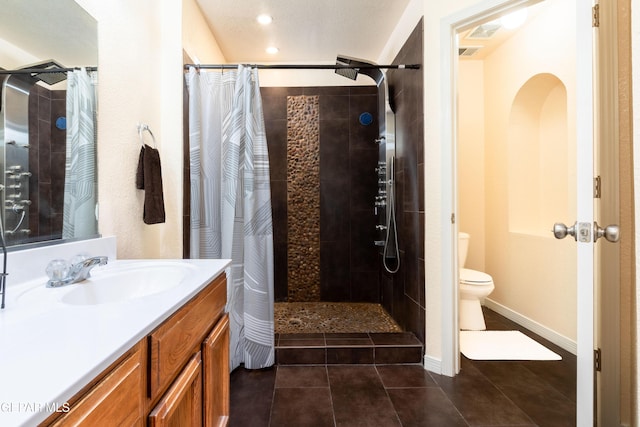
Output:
[[262, 86, 380, 304], [383, 19, 425, 344], [28, 86, 65, 242]]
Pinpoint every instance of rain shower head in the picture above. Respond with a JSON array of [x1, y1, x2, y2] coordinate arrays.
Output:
[[21, 60, 67, 86], [334, 55, 385, 87], [335, 56, 359, 80]]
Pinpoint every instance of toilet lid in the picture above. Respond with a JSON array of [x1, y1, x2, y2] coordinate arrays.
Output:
[[460, 268, 493, 285]]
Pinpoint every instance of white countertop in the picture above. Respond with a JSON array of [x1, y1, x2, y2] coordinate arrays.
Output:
[[0, 258, 230, 427]]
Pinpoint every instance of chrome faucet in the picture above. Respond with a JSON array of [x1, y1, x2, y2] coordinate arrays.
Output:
[[46, 256, 108, 288]]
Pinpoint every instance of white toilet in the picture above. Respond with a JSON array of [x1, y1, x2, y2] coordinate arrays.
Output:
[[458, 232, 495, 330]]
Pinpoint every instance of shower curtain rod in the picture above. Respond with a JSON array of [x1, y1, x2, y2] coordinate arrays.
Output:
[[184, 63, 420, 71], [0, 67, 98, 75]]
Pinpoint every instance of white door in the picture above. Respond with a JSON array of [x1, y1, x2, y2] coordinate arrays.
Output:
[[558, 1, 596, 424], [574, 0, 595, 419]]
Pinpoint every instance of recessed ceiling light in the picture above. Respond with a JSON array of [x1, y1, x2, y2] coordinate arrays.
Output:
[[266, 46, 279, 54], [257, 14, 273, 25]]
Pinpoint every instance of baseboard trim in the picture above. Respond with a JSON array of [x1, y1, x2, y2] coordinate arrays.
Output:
[[484, 298, 577, 355], [423, 354, 442, 375]]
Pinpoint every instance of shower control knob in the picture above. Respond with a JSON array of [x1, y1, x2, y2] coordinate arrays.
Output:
[[552, 222, 576, 240], [593, 222, 620, 243]]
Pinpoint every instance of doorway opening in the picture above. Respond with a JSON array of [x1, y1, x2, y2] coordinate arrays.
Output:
[[442, 0, 582, 423]]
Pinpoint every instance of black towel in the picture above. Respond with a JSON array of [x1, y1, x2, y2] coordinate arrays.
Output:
[[136, 144, 166, 224]]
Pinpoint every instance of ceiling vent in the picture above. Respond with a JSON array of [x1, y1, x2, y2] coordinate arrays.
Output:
[[459, 47, 482, 57], [466, 23, 501, 39]]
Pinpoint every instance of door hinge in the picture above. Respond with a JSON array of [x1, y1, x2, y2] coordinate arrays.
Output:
[[594, 176, 601, 198], [593, 4, 600, 27], [451, 213, 456, 224], [594, 348, 602, 372]]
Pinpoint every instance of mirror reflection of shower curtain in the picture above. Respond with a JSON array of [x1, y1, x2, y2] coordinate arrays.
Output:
[[186, 66, 275, 371], [63, 69, 97, 238]]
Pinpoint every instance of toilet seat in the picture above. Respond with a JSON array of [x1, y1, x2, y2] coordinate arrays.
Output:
[[460, 268, 493, 285]]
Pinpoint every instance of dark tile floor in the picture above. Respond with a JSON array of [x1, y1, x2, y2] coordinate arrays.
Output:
[[230, 308, 576, 426]]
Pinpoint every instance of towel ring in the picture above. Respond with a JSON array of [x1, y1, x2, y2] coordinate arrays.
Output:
[[137, 123, 157, 148]]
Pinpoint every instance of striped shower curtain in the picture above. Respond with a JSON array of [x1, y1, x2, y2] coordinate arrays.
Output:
[[186, 66, 275, 370], [63, 69, 98, 239]]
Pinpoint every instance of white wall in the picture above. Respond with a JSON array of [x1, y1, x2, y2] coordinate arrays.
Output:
[[481, 0, 576, 341], [182, 0, 226, 64], [457, 60, 486, 270], [77, 0, 184, 259]]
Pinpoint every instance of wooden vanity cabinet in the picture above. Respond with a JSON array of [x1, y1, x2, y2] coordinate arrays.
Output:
[[48, 341, 146, 427], [147, 272, 228, 426], [41, 273, 229, 427]]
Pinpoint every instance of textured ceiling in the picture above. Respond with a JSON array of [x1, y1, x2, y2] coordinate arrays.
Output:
[[195, 0, 412, 64], [0, 0, 97, 68]]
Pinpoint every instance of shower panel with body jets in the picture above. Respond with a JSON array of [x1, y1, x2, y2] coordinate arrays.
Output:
[[0, 74, 33, 244], [335, 56, 400, 274]]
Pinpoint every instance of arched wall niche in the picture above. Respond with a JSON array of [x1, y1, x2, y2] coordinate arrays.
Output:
[[507, 73, 570, 235]]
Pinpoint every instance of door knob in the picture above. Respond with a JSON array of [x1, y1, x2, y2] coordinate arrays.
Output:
[[594, 221, 620, 243], [553, 222, 577, 240]]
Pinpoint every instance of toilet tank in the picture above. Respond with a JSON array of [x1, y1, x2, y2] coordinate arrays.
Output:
[[458, 232, 470, 268]]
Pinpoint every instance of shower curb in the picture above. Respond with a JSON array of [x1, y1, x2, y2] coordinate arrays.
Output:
[[274, 332, 423, 365]]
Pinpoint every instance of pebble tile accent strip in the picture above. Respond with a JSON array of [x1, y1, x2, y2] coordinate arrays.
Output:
[[287, 95, 321, 301]]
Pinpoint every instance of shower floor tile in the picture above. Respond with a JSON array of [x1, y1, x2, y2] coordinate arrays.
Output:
[[274, 302, 402, 334]]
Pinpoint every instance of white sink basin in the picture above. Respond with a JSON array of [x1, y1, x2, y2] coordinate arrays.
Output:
[[60, 262, 197, 305], [15, 261, 200, 307]]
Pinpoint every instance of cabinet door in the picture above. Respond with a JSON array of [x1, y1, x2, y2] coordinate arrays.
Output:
[[203, 314, 230, 427], [49, 343, 145, 427], [148, 352, 203, 427]]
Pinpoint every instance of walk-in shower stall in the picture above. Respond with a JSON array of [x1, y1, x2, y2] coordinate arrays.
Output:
[[184, 22, 425, 339], [0, 61, 69, 246]]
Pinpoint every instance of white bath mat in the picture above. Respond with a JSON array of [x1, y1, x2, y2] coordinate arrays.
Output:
[[460, 330, 562, 361]]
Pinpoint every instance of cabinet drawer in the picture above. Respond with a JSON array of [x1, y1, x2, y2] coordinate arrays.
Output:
[[49, 342, 145, 426], [148, 273, 226, 399]]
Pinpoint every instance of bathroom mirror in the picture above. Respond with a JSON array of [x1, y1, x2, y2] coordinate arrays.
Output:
[[0, 0, 98, 249]]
